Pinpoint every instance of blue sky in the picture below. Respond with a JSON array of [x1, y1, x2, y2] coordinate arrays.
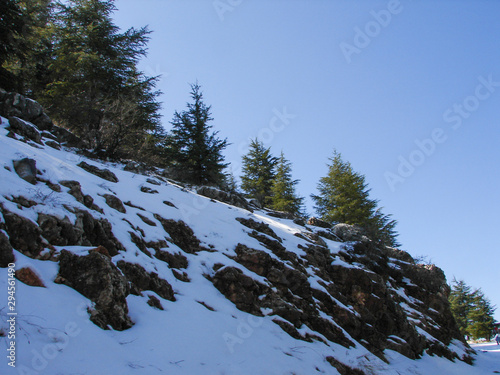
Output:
[[113, 0, 500, 318]]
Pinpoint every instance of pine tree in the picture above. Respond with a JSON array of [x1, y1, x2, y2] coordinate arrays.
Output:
[[39, 0, 162, 157], [450, 280, 496, 340], [167, 83, 228, 185], [0, 0, 26, 91], [270, 152, 304, 215], [240, 139, 277, 207], [311, 150, 399, 247]]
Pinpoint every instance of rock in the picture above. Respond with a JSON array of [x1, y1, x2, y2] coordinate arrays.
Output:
[[0, 231, 15, 267], [212, 266, 266, 316], [10, 195, 37, 208], [140, 186, 158, 194], [235, 217, 281, 242], [13, 158, 37, 184], [51, 126, 86, 148], [74, 210, 123, 256], [8, 117, 41, 143], [44, 140, 61, 150], [0, 92, 53, 131], [77, 161, 118, 183], [123, 161, 148, 174], [154, 215, 202, 253], [332, 223, 369, 242], [137, 213, 156, 226], [57, 250, 133, 330], [37, 213, 82, 246], [265, 210, 294, 220], [307, 217, 331, 229], [15, 267, 45, 287], [196, 186, 252, 211], [154, 249, 188, 269], [117, 261, 175, 301], [32, 112, 53, 131], [147, 295, 164, 310], [146, 178, 161, 186], [102, 194, 126, 213], [162, 200, 176, 208], [60, 180, 85, 203], [124, 201, 145, 211], [2, 209, 43, 257]]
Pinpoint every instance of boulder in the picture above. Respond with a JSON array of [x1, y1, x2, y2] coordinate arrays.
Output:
[[154, 215, 202, 253], [307, 217, 331, 229], [0, 231, 15, 267], [2, 209, 43, 258], [57, 250, 133, 330], [15, 267, 45, 287], [196, 186, 252, 211], [8, 117, 41, 143], [13, 158, 37, 184], [77, 161, 118, 183], [102, 194, 126, 213], [0, 92, 53, 131], [332, 223, 368, 242], [117, 261, 175, 301]]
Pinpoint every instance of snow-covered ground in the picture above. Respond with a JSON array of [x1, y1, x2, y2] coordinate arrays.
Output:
[[0, 115, 499, 374]]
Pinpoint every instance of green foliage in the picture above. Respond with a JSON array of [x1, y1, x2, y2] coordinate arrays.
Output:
[[240, 139, 277, 207], [166, 83, 228, 186], [270, 152, 304, 215], [449, 279, 496, 340], [0, 0, 27, 90], [311, 150, 399, 247]]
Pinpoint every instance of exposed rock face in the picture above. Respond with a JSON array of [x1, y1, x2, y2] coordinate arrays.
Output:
[[8, 117, 42, 143], [0, 231, 15, 267], [77, 161, 118, 183], [2, 209, 43, 257], [117, 261, 175, 301], [57, 250, 133, 330], [0, 92, 53, 131], [102, 194, 126, 213], [36, 211, 123, 255], [13, 158, 37, 184], [332, 223, 369, 242], [15, 267, 45, 287], [307, 217, 331, 228], [154, 215, 202, 253], [196, 186, 252, 211]]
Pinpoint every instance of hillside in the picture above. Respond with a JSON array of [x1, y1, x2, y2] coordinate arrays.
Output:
[[0, 91, 487, 374]]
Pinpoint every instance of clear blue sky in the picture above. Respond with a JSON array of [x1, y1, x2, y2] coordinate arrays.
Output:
[[113, 0, 500, 318]]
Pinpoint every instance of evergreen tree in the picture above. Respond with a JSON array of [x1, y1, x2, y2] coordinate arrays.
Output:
[[1, 0, 54, 95], [0, 0, 26, 91], [449, 279, 497, 340], [240, 139, 277, 207], [270, 152, 304, 215], [39, 0, 162, 157], [311, 150, 399, 247], [167, 83, 228, 185]]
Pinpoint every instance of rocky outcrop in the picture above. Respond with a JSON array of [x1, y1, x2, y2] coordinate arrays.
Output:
[[2, 209, 44, 258], [8, 117, 42, 143], [57, 250, 133, 330], [37, 211, 123, 255], [196, 186, 252, 211], [0, 91, 53, 131], [117, 261, 175, 301], [307, 217, 331, 228], [154, 215, 202, 253], [15, 267, 45, 287], [13, 158, 37, 185], [0, 231, 15, 267], [77, 161, 118, 183], [102, 194, 126, 213]]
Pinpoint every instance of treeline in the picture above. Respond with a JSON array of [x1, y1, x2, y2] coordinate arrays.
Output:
[[449, 280, 496, 340], [1, 0, 399, 247]]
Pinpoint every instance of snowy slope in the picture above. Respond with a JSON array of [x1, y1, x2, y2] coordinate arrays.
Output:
[[0, 114, 495, 375]]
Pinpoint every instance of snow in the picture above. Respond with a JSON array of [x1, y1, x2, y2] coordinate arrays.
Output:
[[0, 117, 499, 374]]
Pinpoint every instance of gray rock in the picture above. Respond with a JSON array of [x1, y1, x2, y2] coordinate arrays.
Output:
[[102, 194, 126, 213], [13, 158, 37, 185], [57, 250, 133, 330], [8, 117, 41, 143], [77, 161, 118, 183]]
